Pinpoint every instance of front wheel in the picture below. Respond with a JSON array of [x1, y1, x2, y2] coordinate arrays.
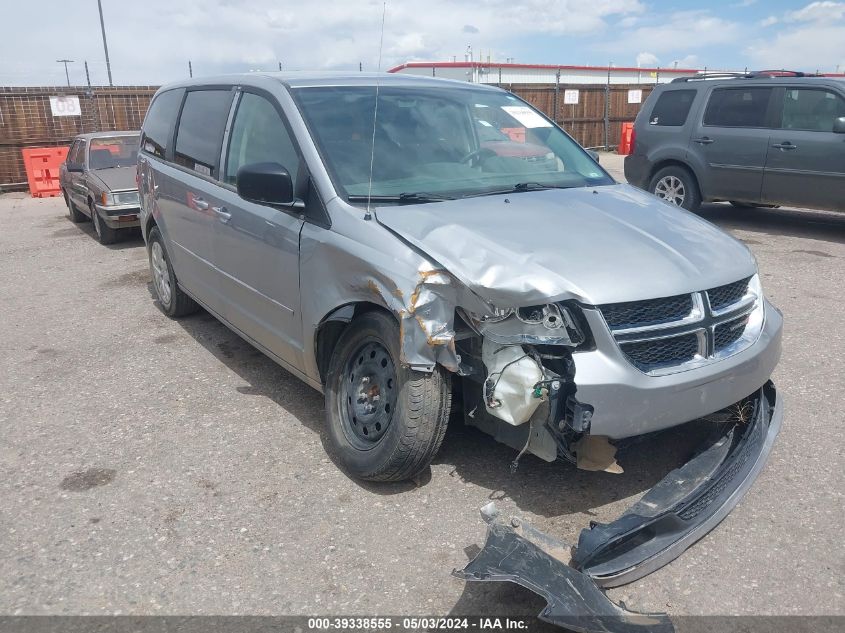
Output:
[[324, 310, 451, 482], [648, 166, 701, 211], [91, 204, 119, 245]]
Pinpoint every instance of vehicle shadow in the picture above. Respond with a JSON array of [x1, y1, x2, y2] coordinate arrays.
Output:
[[433, 414, 707, 519], [698, 202, 845, 246], [52, 214, 144, 250]]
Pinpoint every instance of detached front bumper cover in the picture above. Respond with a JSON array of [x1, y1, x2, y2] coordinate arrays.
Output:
[[455, 382, 782, 632]]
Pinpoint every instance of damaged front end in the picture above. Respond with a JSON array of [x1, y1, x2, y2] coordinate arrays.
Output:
[[455, 383, 782, 632]]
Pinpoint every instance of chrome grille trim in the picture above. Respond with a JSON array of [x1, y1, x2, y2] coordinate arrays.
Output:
[[598, 275, 763, 375]]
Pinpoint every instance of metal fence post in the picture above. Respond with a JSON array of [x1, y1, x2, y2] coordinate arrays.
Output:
[[553, 68, 560, 125], [604, 65, 611, 150]]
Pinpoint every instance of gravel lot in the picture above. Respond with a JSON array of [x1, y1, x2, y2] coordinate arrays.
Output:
[[1, 154, 843, 623]]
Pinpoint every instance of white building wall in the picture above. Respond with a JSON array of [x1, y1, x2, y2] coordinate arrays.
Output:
[[392, 63, 700, 84]]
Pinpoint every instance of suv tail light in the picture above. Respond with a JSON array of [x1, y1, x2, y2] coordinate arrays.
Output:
[[630, 128, 637, 154]]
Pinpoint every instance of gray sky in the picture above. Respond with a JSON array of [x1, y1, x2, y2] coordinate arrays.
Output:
[[2, 1, 843, 86]]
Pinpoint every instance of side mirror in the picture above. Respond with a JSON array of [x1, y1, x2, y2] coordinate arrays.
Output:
[[66, 163, 83, 173], [236, 162, 303, 208], [833, 117, 845, 134], [587, 150, 600, 163]]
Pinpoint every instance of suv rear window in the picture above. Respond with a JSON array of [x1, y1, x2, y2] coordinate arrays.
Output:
[[703, 87, 773, 128], [781, 88, 845, 131], [648, 90, 696, 126], [174, 90, 233, 177], [141, 88, 184, 159]]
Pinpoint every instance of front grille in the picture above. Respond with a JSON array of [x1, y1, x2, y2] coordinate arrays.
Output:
[[619, 333, 699, 370], [707, 277, 751, 312], [600, 294, 693, 330], [714, 314, 749, 351]]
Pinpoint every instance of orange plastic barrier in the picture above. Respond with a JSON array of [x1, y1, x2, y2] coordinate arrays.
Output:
[[21, 146, 70, 198], [618, 123, 634, 155]]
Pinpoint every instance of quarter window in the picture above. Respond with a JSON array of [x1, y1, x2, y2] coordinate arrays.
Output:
[[781, 89, 845, 132], [174, 90, 233, 177], [141, 88, 184, 159], [703, 88, 773, 128], [648, 90, 696, 126], [68, 140, 85, 165], [225, 92, 299, 186]]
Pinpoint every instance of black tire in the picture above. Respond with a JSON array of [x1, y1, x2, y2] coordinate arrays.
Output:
[[324, 310, 451, 482], [147, 226, 199, 318], [91, 203, 119, 245], [65, 191, 86, 223], [648, 165, 701, 211]]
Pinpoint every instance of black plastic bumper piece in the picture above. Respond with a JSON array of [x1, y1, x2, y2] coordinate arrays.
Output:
[[454, 518, 674, 633], [572, 382, 782, 587]]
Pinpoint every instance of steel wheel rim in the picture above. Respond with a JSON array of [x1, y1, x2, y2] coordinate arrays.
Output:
[[92, 209, 101, 235], [655, 176, 686, 206], [150, 241, 172, 306], [341, 341, 397, 449]]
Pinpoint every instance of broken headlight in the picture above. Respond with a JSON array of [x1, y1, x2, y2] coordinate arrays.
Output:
[[466, 303, 585, 347]]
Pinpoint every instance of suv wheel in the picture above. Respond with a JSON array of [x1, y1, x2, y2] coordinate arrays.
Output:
[[324, 310, 451, 482], [649, 166, 701, 211], [148, 226, 199, 317], [91, 203, 119, 245]]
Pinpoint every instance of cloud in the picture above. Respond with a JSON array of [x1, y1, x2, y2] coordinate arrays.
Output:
[[636, 52, 659, 67], [0, 0, 647, 84], [733, 0, 757, 6], [746, 23, 845, 72], [784, 1, 845, 22], [598, 10, 741, 63], [760, 16, 778, 26]]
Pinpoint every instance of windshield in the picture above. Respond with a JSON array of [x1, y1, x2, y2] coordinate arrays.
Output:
[[88, 135, 140, 169], [292, 85, 613, 203]]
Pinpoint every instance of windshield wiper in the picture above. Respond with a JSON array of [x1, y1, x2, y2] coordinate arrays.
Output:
[[347, 192, 455, 203], [462, 182, 572, 198]]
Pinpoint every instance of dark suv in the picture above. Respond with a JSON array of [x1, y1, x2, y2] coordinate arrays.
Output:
[[625, 72, 845, 211]]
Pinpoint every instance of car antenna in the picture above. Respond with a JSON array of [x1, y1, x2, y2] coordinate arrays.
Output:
[[364, 1, 387, 222]]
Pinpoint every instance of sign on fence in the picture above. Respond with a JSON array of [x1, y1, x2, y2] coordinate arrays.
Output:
[[563, 89, 579, 105], [49, 96, 81, 117], [627, 89, 643, 104]]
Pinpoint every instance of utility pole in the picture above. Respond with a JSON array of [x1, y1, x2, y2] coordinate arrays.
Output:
[[188, 60, 193, 78], [97, 0, 113, 86], [84, 61, 91, 87], [56, 59, 74, 86], [278, 62, 282, 71]]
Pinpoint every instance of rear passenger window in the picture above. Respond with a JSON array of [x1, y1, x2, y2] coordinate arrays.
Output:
[[68, 140, 84, 165], [174, 90, 233, 177], [703, 88, 773, 128], [648, 90, 696, 126], [781, 89, 845, 131], [224, 93, 299, 186], [141, 89, 184, 159]]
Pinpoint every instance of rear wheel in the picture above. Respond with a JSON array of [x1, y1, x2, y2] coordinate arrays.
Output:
[[65, 191, 86, 223], [649, 166, 701, 211], [324, 310, 451, 482], [148, 226, 199, 318], [91, 203, 119, 245]]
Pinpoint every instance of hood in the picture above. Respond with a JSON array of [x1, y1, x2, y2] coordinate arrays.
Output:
[[374, 184, 756, 306], [89, 167, 137, 192]]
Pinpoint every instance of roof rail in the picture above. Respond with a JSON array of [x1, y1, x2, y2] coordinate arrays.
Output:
[[671, 69, 824, 83]]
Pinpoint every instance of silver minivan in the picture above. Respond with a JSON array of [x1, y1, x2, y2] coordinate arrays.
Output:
[[138, 72, 782, 600]]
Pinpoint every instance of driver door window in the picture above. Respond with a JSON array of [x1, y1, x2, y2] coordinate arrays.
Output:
[[225, 92, 299, 186]]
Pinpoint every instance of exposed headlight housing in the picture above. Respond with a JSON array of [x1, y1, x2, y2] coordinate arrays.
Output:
[[101, 191, 139, 206], [466, 303, 585, 347]]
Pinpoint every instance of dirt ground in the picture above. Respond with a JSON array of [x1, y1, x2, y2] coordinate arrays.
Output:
[[1, 156, 843, 623]]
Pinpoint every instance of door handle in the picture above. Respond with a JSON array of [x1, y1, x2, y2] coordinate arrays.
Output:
[[212, 206, 231, 223], [692, 137, 714, 145], [193, 197, 209, 210], [772, 142, 797, 150]]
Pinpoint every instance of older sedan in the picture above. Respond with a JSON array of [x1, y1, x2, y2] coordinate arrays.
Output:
[[59, 132, 141, 244]]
